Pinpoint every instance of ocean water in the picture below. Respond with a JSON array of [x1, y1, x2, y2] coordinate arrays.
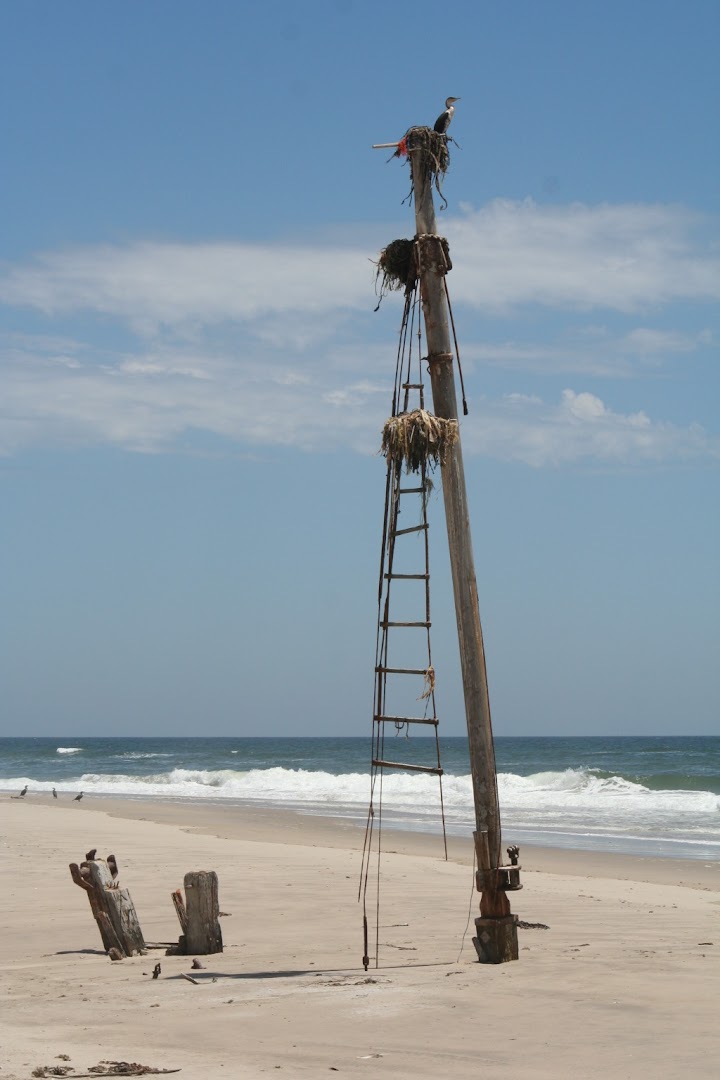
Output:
[[1, 735, 719, 861]]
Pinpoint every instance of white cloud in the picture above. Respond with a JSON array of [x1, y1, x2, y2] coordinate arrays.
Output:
[[0, 200, 717, 465], [446, 200, 720, 312], [464, 326, 713, 377], [1, 335, 716, 467], [462, 389, 717, 467], [0, 337, 389, 456], [563, 389, 613, 421], [1, 202, 717, 330], [0, 242, 370, 331], [322, 380, 388, 407]]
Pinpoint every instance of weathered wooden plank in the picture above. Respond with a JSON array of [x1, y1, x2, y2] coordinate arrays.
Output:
[[409, 133, 503, 861], [372, 758, 443, 775], [69, 854, 146, 958], [69, 861, 116, 952], [380, 620, 431, 628], [375, 666, 431, 674], [172, 888, 188, 932], [408, 128, 519, 963], [383, 573, 429, 580], [373, 715, 439, 727], [183, 870, 223, 956], [85, 859, 146, 957], [393, 523, 429, 536]]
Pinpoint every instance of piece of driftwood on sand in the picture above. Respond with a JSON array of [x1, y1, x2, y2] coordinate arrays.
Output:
[[69, 851, 146, 960], [169, 870, 223, 956]]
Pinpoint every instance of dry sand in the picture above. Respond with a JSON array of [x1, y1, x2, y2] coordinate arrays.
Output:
[[1, 794, 718, 1079]]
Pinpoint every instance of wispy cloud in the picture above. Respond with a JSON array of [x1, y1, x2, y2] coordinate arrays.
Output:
[[0, 242, 370, 331], [464, 326, 713, 377], [463, 389, 719, 467], [1, 334, 716, 466], [0, 199, 717, 464], [1, 201, 717, 327], [447, 200, 720, 312]]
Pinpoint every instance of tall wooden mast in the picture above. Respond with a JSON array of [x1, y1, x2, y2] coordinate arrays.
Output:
[[406, 126, 520, 963]]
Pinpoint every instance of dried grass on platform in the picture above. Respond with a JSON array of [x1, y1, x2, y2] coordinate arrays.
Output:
[[381, 409, 458, 473]]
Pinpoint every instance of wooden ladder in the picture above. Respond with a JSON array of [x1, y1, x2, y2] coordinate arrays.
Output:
[[372, 381, 445, 785]]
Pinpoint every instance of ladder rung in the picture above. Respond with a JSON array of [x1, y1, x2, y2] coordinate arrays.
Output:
[[384, 573, 429, 580], [394, 524, 428, 536], [380, 621, 431, 628], [402, 383, 424, 389], [374, 715, 439, 727], [375, 666, 430, 675], [372, 759, 443, 775], [399, 486, 425, 494]]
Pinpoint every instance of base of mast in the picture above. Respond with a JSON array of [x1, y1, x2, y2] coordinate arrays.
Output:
[[472, 915, 519, 964], [471, 832, 521, 963]]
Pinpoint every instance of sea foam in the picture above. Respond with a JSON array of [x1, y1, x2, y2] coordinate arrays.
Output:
[[2, 764, 718, 858], [13, 764, 716, 818]]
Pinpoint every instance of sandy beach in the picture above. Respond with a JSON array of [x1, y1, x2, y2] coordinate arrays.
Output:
[[1, 794, 718, 1079]]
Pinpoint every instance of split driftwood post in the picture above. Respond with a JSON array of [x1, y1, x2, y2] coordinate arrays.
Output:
[[69, 850, 146, 960], [170, 871, 223, 955]]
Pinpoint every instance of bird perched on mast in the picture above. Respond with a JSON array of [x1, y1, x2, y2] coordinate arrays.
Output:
[[434, 97, 460, 135]]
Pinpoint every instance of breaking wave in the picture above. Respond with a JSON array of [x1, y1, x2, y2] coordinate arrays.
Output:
[[3, 765, 718, 857], [7, 764, 718, 813]]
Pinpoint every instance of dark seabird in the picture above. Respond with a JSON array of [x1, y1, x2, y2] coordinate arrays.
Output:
[[52, 787, 58, 799], [74, 791, 84, 802], [19, 785, 28, 797], [433, 96, 460, 135]]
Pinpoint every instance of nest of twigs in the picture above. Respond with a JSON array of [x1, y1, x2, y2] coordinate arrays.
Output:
[[381, 410, 459, 473], [375, 238, 417, 296], [405, 126, 451, 208]]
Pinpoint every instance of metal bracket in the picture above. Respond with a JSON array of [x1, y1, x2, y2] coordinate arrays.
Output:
[[476, 866, 523, 893], [475, 843, 523, 893], [426, 351, 453, 369]]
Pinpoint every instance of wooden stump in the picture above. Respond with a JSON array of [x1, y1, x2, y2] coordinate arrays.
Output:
[[69, 852, 146, 959], [171, 871, 223, 955], [472, 915, 519, 964]]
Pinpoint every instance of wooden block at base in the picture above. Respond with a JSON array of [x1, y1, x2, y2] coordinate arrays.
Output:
[[472, 914, 519, 964], [184, 870, 223, 955]]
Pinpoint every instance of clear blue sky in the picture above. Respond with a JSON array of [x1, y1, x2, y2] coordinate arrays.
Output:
[[1, 0, 717, 737]]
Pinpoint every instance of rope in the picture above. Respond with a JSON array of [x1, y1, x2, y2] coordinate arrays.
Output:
[[442, 275, 468, 417], [455, 844, 477, 964]]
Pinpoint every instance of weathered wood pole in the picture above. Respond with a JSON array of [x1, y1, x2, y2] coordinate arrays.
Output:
[[406, 128, 518, 963], [171, 871, 223, 955], [69, 852, 146, 960]]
